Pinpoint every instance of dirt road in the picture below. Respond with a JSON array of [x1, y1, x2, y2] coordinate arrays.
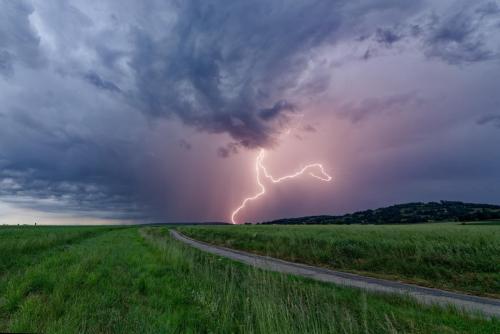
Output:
[[171, 230, 500, 318]]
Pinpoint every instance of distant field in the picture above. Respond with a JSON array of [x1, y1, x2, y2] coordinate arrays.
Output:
[[180, 222, 500, 298], [1, 226, 498, 333]]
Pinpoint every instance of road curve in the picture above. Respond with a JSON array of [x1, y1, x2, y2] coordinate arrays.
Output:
[[170, 230, 500, 318]]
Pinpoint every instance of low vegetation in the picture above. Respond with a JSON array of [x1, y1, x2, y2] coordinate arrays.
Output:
[[1, 226, 498, 333], [180, 223, 500, 297], [261, 201, 500, 225], [0, 226, 115, 273]]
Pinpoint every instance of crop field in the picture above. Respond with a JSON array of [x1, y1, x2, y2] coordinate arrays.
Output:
[[180, 222, 500, 298], [0, 225, 498, 333]]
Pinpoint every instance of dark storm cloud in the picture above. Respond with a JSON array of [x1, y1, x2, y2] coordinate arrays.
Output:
[[127, 0, 425, 149], [0, 107, 143, 214], [258, 101, 296, 121], [423, 6, 497, 64], [217, 142, 240, 159], [0, 65, 148, 219], [1, 0, 499, 222], [0, 142, 148, 220], [127, 0, 346, 149], [368, 1, 500, 64], [83, 72, 121, 93], [375, 28, 402, 46], [0, 173, 145, 219], [477, 114, 500, 128]]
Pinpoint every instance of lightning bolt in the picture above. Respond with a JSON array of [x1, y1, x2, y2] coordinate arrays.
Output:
[[230, 149, 332, 224]]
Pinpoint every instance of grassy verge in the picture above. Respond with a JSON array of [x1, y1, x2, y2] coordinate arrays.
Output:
[[179, 223, 500, 297], [0, 226, 498, 333]]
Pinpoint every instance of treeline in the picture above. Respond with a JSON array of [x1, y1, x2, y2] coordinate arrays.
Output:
[[259, 201, 500, 225]]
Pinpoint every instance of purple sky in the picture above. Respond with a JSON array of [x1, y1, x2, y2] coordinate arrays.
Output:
[[1, 0, 500, 224]]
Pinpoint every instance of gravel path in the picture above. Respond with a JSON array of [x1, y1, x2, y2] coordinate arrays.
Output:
[[171, 230, 500, 318]]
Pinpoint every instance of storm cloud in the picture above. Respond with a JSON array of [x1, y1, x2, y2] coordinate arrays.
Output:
[[1, 0, 500, 223], [0, 1, 45, 76], [367, 1, 500, 64], [478, 114, 500, 128]]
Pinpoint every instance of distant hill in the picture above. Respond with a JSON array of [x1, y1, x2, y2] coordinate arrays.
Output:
[[259, 201, 500, 225]]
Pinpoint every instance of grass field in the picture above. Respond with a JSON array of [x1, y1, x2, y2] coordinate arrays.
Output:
[[0, 225, 498, 333], [179, 223, 500, 298]]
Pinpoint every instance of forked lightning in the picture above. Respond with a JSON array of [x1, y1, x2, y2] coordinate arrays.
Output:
[[231, 149, 332, 224]]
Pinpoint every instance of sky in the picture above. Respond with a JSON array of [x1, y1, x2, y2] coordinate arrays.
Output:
[[1, 0, 500, 225]]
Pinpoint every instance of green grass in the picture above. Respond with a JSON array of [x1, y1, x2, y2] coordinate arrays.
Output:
[[179, 223, 500, 298], [0, 226, 116, 273], [0, 226, 498, 333]]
